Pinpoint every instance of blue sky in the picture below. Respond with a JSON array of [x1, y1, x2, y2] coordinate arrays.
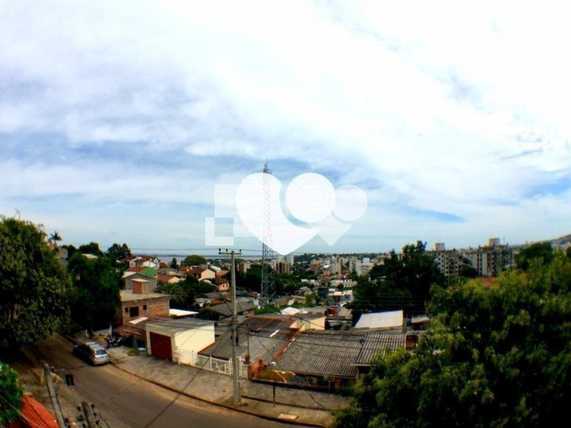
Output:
[[1, 0, 571, 253]]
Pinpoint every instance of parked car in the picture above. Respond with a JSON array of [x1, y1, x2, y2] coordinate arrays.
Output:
[[72, 342, 110, 365]]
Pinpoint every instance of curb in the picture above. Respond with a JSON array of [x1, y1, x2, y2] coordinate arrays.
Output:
[[110, 361, 328, 428], [241, 394, 333, 412]]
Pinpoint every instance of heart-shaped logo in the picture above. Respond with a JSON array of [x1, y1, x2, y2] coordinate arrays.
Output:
[[236, 173, 318, 255], [234, 172, 367, 255]]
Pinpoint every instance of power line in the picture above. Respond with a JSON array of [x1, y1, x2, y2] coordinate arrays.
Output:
[[141, 329, 237, 428]]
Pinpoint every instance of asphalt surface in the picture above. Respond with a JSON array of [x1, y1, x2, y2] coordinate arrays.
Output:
[[37, 337, 310, 428]]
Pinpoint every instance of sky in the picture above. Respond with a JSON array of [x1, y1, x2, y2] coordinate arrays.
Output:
[[1, 0, 571, 254]]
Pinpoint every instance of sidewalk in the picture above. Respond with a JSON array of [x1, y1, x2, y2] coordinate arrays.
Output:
[[108, 347, 348, 427]]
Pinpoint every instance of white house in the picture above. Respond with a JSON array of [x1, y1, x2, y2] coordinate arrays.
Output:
[[199, 268, 216, 282], [145, 318, 215, 365]]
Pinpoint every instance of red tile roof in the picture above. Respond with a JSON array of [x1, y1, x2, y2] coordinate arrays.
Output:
[[8, 395, 58, 428]]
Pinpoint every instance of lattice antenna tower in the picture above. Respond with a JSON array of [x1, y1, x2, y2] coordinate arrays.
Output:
[[260, 161, 274, 305]]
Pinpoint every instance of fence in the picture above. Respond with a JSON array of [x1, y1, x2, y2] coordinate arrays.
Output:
[[194, 354, 248, 378]]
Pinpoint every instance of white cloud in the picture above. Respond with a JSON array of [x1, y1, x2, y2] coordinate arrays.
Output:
[[1, 0, 571, 249]]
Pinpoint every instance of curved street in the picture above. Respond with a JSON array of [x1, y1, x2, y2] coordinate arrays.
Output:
[[37, 337, 311, 428]]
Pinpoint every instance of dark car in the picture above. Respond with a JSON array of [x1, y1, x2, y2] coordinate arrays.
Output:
[[73, 342, 110, 366]]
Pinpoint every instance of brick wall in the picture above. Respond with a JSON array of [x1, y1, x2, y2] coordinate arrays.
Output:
[[120, 296, 170, 325]]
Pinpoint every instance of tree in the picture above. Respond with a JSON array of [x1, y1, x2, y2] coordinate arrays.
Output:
[[337, 253, 571, 428], [516, 242, 554, 271], [459, 260, 479, 278], [236, 263, 264, 292], [353, 241, 444, 315], [67, 253, 121, 332], [273, 273, 300, 295], [48, 231, 62, 246], [0, 217, 70, 347], [77, 242, 103, 256], [181, 255, 207, 267], [0, 362, 22, 425], [170, 257, 179, 269], [157, 277, 215, 309], [62, 244, 77, 258], [106, 243, 131, 262]]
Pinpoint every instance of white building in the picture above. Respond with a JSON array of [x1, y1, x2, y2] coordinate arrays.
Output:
[[355, 310, 404, 331], [145, 318, 215, 365]]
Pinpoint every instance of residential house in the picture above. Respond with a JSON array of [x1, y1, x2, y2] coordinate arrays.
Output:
[[182, 265, 205, 280], [145, 318, 215, 365], [157, 274, 183, 286], [354, 310, 405, 332], [118, 290, 170, 326], [128, 256, 159, 270], [199, 268, 216, 282], [199, 301, 256, 320], [123, 267, 158, 291], [267, 330, 405, 391], [326, 306, 353, 330], [197, 315, 297, 377]]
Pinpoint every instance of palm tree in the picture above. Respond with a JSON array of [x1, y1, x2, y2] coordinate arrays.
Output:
[[49, 231, 62, 246]]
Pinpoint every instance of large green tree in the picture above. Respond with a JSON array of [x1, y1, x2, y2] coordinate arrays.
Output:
[[353, 241, 444, 315], [181, 255, 207, 267], [516, 242, 554, 271], [0, 217, 70, 347], [77, 242, 103, 256], [106, 243, 131, 262], [67, 252, 121, 332], [0, 362, 23, 425], [337, 253, 571, 428], [236, 263, 265, 292], [157, 277, 215, 309]]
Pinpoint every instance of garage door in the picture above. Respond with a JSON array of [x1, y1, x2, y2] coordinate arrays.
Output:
[[150, 332, 172, 360]]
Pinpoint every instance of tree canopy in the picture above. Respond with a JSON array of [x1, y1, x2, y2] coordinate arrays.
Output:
[[352, 241, 444, 316], [516, 242, 554, 271], [67, 252, 121, 332], [236, 263, 264, 292], [77, 242, 103, 256], [181, 255, 207, 267], [0, 217, 70, 347], [157, 277, 215, 309], [106, 243, 131, 262], [0, 362, 22, 425], [337, 253, 571, 428]]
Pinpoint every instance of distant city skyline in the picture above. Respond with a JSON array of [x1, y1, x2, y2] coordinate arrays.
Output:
[[2, 1, 571, 252]]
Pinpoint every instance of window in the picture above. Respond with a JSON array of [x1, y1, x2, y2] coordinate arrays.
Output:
[[143, 305, 147, 311], [129, 306, 139, 317], [124, 308, 128, 313]]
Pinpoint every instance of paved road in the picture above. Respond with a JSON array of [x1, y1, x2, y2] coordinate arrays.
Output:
[[38, 337, 309, 428]]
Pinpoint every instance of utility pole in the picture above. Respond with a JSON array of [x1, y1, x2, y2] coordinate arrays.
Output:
[[43, 364, 66, 428], [218, 248, 242, 405]]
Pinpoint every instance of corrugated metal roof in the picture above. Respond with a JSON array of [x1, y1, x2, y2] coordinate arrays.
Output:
[[274, 331, 364, 378], [146, 318, 214, 333], [353, 332, 406, 366], [355, 310, 403, 329], [204, 301, 256, 317], [199, 328, 291, 362]]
